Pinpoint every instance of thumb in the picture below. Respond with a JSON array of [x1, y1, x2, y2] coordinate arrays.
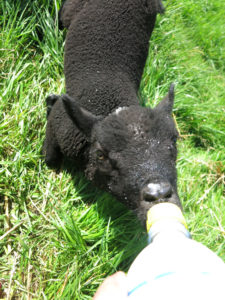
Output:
[[93, 271, 128, 300]]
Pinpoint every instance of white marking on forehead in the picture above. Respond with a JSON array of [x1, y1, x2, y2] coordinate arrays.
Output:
[[128, 123, 145, 138], [113, 106, 128, 115]]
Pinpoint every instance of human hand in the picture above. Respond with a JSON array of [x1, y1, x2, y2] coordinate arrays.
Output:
[[93, 271, 128, 300]]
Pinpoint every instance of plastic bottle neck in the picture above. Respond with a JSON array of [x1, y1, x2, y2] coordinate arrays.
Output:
[[148, 219, 191, 243]]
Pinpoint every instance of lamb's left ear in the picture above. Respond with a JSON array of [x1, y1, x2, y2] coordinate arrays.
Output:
[[62, 94, 100, 137], [154, 83, 175, 114]]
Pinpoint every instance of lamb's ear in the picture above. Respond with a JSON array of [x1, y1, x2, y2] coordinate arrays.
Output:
[[46, 94, 59, 118], [143, 0, 165, 14], [154, 83, 175, 114], [62, 94, 100, 137]]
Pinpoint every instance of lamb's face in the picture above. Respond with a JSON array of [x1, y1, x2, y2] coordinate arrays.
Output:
[[62, 84, 181, 224], [86, 104, 180, 223]]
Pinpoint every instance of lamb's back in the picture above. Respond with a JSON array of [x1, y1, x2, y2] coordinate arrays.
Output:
[[64, 0, 157, 103]]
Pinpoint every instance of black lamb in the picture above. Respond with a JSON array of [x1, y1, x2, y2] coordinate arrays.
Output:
[[43, 0, 181, 223]]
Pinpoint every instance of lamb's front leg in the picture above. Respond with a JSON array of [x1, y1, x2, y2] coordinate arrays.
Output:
[[43, 94, 63, 169]]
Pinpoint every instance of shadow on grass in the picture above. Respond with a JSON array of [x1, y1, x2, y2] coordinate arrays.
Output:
[[59, 159, 147, 271]]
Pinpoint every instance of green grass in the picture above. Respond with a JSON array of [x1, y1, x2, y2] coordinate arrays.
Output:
[[0, 0, 224, 298]]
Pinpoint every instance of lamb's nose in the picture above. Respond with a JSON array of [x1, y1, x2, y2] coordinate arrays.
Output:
[[142, 182, 172, 202]]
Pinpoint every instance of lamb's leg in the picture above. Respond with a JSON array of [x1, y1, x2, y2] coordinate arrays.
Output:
[[43, 123, 63, 169], [43, 94, 63, 169]]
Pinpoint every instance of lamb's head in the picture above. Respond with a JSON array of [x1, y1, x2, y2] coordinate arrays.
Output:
[[62, 84, 181, 224]]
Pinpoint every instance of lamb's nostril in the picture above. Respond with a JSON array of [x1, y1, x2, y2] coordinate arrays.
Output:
[[142, 182, 172, 202]]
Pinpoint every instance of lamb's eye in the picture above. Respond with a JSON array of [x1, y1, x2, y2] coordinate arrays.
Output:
[[96, 150, 105, 161]]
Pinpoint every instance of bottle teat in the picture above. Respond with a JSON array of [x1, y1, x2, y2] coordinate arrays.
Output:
[[146, 203, 188, 233]]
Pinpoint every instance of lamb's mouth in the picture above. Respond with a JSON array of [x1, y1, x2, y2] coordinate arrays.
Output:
[[135, 194, 181, 225]]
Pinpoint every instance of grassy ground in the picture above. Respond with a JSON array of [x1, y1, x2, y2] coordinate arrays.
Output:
[[0, 0, 224, 298]]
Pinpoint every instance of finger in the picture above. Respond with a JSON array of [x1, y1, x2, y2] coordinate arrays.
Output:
[[93, 271, 128, 300]]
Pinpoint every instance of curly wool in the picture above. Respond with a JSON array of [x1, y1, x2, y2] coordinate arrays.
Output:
[[44, 0, 164, 165]]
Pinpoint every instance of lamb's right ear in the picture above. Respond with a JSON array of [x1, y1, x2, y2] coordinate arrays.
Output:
[[62, 94, 100, 137], [154, 83, 175, 114]]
